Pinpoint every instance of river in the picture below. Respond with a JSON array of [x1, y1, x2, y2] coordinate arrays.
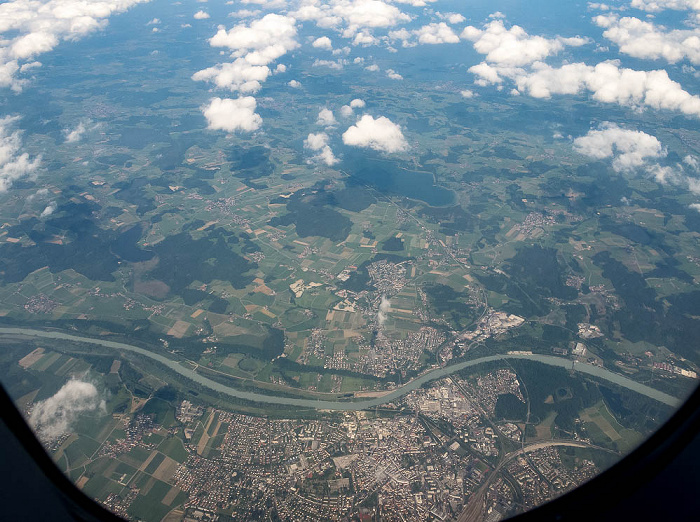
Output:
[[0, 327, 681, 409]]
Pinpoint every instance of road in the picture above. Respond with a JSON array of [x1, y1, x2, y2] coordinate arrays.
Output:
[[457, 440, 616, 522], [0, 326, 682, 410]]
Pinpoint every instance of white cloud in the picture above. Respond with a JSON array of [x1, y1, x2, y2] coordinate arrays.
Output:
[[469, 57, 700, 118], [415, 22, 460, 44], [392, 0, 436, 5], [147, 18, 160, 25], [461, 18, 588, 67], [202, 97, 262, 132], [390, 22, 459, 46], [317, 108, 337, 126], [388, 28, 414, 47], [352, 31, 378, 46], [229, 9, 262, 18], [690, 203, 700, 212], [0, 116, 41, 192], [194, 10, 210, 20], [573, 123, 666, 171], [573, 123, 700, 200], [304, 132, 338, 165], [685, 155, 699, 171], [312, 36, 333, 50], [292, 0, 411, 40], [40, 201, 57, 217], [236, 0, 287, 7], [314, 146, 339, 165], [630, 0, 700, 12], [342, 114, 408, 153], [29, 379, 103, 440], [304, 132, 329, 150], [288, 79, 301, 87], [192, 57, 270, 93], [209, 13, 299, 66], [587, 2, 627, 11], [461, 89, 476, 98], [436, 12, 466, 24], [386, 68, 403, 79], [365, 63, 380, 71], [312, 58, 346, 69], [594, 14, 700, 65], [195, 13, 298, 102], [63, 121, 87, 143], [0, 0, 150, 91], [510, 61, 700, 117], [377, 295, 390, 325], [340, 98, 366, 117]]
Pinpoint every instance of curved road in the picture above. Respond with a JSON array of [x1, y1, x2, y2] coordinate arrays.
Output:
[[0, 327, 681, 410]]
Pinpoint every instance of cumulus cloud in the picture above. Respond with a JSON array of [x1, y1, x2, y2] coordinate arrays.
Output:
[[0, 0, 150, 91], [194, 13, 299, 122], [340, 99, 365, 117], [391, 22, 459, 46], [461, 18, 588, 67], [312, 58, 346, 69], [469, 58, 700, 118], [685, 155, 699, 171], [292, 0, 410, 41], [386, 68, 403, 80], [194, 10, 210, 19], [209, 13, 299, 66], [63, 121, 87, 143], [573, 123, 666, 171], [510, 61, 700, 117], [240, 0, 286, 6], [229, 9, 263, 18], [192, 58, 270, 93], [352, 30, 378, 46], [312, 36, 333, 50], [416, 23, 460, 44], [630, 0, 700, 12], [305, 132, 329, 150], [40, 201, 57, 217], [461, 89, 476, 98], [202, 97, 262, 132], [594, 14, 700, 65], [436, 12, 466, 24], [377, 295, 390, 325], [342, 114, 408, 153], [392, 0, 436, 5], [0, 116, 41, 192], [365, 63, 380, 71], [317, 108, 337, 126], [288, 79, 301, 88], [304, 132, 338, 165], [29, 379, 104, 440], [690, 203, 700, 212], [573, 123, 700, 200]]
